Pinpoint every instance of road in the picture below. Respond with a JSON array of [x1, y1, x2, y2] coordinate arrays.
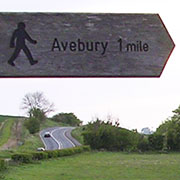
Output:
[[39, 127, 81, 150]]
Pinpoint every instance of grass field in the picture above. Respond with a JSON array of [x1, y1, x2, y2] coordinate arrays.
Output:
[[40, 119, 68, 130], [2, 151, 180, 180], [0, 119, 14, 147], [0, 117, 71, 158], [71, 126, 85, 144], [0, 115, 24, 123]]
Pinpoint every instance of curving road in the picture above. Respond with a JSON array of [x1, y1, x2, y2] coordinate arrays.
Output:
[[39, 127, 81, 150]]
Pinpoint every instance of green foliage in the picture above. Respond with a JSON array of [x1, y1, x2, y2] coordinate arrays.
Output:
[[83, 119, 139, 151], [0, 119, 14, 146], [31, 152, 48, 160], [148, 133, 164, 150], [71, 126, 85, 144], [25, 108, 47, 134], [30, 108, 46, 122], [25, 117, 40, 134], [137, 136, 149, 152], [45, 150, 59, 158], [166, 119, 180, 150], [155, 105, 180, 151], [81, 145, 91, 151], [40, 119, 67, 130], [11, 146, 91, 164], [0, 159, 7, 171], [12, 153, 33, 163], [0, 115, 23, 123], [52, 113, 82, 126], [4, 152, 180, 180]]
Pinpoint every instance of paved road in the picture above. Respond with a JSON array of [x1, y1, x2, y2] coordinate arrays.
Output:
[[39, 127, 81, 150]]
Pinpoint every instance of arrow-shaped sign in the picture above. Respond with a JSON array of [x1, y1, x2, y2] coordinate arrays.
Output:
[[0, 13, 175, 77]]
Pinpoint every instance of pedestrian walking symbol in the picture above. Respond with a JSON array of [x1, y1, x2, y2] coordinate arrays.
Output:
[[8, 22, 38, 66]]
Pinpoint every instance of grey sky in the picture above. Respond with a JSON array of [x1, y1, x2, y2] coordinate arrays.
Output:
[[0, 0, 179, 131]]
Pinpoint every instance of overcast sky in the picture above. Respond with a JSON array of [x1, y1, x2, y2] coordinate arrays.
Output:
[[0, 0, 179, 132]]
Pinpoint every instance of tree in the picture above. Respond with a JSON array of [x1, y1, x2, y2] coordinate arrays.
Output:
[[21, 91, 54, 116], [30, 108, 46, 122], [156, 105, 180, 151], [82, 118, 138, 151], [148, 133, 164, 150], [24, 116, 40, 134], [52, 113, 82, 126]]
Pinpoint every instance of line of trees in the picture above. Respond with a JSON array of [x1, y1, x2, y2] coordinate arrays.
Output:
[[82, 105, 180, 152], [155, 105, 180, 151], [82, 119, 165, 152]]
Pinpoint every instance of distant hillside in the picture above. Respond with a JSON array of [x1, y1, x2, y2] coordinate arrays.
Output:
[[0, 115, 25, 122]]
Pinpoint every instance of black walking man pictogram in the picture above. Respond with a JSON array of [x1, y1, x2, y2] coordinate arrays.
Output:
[[8, 22, 38, 66]]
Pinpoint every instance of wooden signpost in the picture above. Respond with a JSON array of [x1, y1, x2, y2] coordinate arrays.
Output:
[[0, 13, 175, 77]]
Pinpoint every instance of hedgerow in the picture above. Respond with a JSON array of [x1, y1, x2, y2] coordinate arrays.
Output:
[[11, 145, 91, 164], [0, 159, 7, 171]]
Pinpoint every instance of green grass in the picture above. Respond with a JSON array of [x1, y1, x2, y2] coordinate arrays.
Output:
[[14, 120, 43, 152], [16, 134, 44, 152], [71, 126, 85, 144], [0, 118, 68, 155], [40, 119, 69, 130], [0, 150, 15, 159], [14, 119, 68, 152], [0, 119, 15, 147], [2, 151, 180, 180], [0, 115, 24, 123]]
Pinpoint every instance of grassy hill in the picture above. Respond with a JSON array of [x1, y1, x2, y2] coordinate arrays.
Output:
[[0, 115, 24, 123], [0, 115, 69, 158], [71, 126, 85, 145]]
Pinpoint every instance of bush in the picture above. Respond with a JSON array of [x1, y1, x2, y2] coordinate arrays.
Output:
[[52, 113, 82, 126], [81, 145, 91, 151], [83, 119, 137, 151], [31, 152, 48, 160], [24, 117, 40, 134], [137, 137, 149, 152], [12, 153, 33, 163], [148, 134, 164, 150], [0, 159, 7, 171], [44, 150, 59, 158], [11, 146, 91, 164]]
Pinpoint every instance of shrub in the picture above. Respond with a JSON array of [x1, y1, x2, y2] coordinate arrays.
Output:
[[148, 134, 164, 150], [0, 159, 7, 171], [11, 145, 91, 164], [82, 145, 91, 151], [12, 153, 33, 163], [137, 137, 149, 152], [83, 119, 136, 151], [44, 150, 58, 158], [31, 152, 48, 160], [24, 117, 40, 134], [52, 113, 82, 126]]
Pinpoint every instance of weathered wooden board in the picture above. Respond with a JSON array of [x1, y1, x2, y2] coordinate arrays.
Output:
[[0, 13, 175, 77]]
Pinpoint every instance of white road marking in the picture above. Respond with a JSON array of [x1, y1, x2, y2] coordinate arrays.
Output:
[[62, 128, 76, 147], [39, 131, 48, 150], [51, 128, 63, 149], [40, 127, 76, 150]]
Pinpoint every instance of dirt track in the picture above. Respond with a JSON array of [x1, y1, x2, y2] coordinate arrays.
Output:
[[0, 119, 23, 150]]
